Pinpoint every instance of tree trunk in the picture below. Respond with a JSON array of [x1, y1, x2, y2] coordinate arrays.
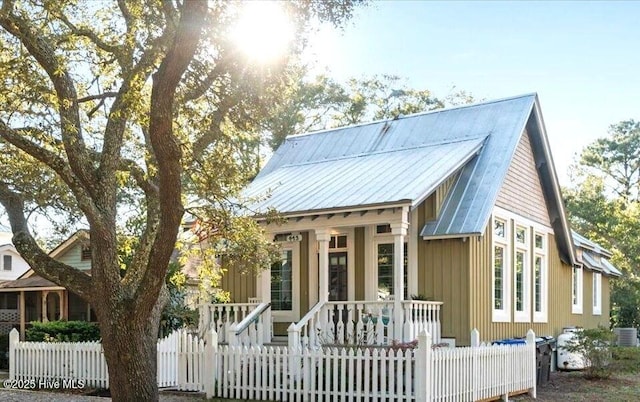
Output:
[[98, 297, 164, 402]]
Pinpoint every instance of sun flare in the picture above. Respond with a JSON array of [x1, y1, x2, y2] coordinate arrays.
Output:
[[230, 1, 295, 63]]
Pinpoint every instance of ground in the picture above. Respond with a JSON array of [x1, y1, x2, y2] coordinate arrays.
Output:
[[516, 371, 640, 401]]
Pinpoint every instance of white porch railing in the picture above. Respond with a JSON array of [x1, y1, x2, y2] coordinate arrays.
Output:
[[402, 300, 442, 344], [198, 301, 271, 345], [288, 300, 442, 349]]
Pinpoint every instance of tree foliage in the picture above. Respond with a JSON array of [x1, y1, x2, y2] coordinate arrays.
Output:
[[265, 73, 475, 150], [565, 120, 640, 328], [0, 1, 362, 400]]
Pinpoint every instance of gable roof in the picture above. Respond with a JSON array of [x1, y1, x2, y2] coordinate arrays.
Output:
[[48, 229, 89, 259], [245, 93, 575, 265]]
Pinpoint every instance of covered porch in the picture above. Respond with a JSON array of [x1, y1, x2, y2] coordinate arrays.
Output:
[[199, 204, 443, 347], [0, 276, 96, 339]]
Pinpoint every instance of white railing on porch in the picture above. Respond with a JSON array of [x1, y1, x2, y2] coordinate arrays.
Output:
[[198, 300, 269, 343], [288, 300, 442, 349], [226, 302, 272, 346]]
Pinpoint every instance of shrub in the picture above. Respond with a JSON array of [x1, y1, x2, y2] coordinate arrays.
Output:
[[563, 326, 616, 379], [26, 321, 100, 342]]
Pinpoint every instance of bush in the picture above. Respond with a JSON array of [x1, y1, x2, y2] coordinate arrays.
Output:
[[26, 321, 100, 342], [563, 326, 616, 379]]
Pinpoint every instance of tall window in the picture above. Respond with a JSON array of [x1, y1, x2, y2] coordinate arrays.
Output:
[[2, 255, 11, 271], [492, 217, 510, 322], [533, 232, 548, 322], [592, 272, 602, 315], [514, 226, 530, 322], [81, 246, 91, 261], [572, 265, 583, 314], [376, 242, 407, 300], [271, 250, 292, 311]]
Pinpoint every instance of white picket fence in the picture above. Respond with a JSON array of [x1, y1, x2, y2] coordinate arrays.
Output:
[[9, 328, 208, 391], [9, 327, 537, 401]]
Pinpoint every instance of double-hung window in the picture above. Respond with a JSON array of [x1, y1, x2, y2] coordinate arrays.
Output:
[[572, 265, 583, 314], [592, 272, 602, 315], [533, 232, 548, 322], [514, 225, 530, 322], [492, 217, 510, 322]]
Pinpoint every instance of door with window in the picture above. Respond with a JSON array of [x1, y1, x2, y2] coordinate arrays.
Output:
[[329, 252, 348, 301]]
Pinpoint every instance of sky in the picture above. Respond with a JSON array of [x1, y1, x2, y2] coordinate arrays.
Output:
[[305, 1, 640, 185]]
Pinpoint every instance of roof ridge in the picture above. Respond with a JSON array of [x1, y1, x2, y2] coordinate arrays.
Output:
[[284, 93, 538, 141], [278, 135, 488, 169]]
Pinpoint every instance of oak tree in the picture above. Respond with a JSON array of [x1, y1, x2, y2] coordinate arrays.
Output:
[[0, 1, 360, 400]]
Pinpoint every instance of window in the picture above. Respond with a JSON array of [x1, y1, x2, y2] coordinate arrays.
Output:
[[376, 242, 407, 300], [3, 255, 11, 271], [572, 266, 583, 314], [271, 250, 292, 311], [514, 225, 530, 322], [329, 235, 347, 249], [593, 272, 602, 315], [533, 232, 547, 322], [492, 209, 549, 324], [81, 246, 91, 261], [492, 217, 510, 322]]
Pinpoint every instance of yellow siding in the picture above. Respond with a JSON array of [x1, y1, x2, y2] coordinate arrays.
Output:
[[466, 225, 610, 345], [221, 269, 257, 303], [354, 227, 366, 300], [418, 237, 470, 343], [495, 130, 551, 227]]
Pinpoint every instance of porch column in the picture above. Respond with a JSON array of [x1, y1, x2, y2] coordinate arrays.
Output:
[[391, 221, 408, 341], [58, 291, 64, 320], [315, 228, 331, 303], [19, 291, 25, 340], [41, 291, 49, 323]]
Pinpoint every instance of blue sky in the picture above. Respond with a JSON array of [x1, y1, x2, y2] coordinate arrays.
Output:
[[306, 1, 640, 185]]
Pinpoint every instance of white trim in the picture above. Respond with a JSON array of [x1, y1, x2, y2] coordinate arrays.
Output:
[[408, 210, 419, 297], [513, 224, 531, 323], [271, 241, 300, 322], [572, 265, 583, 314], [592, 272, 602, 316], [533, 232, 548, 323], [492, 206, 553, 233], [492, 213, 511, 322]]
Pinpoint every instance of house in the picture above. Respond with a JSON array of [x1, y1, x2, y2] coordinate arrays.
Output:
[[0, 233, 34, 334], [207, 93, 621, 347], [0, 230, 96, 338]]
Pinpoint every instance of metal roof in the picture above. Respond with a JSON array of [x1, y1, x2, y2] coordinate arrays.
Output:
[[245, 93, 576, 264], [572, 231, 621, 277], [245, 136, 486, 214]]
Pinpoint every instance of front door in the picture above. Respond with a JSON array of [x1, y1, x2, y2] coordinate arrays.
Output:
[[329, 252, 348, 301]]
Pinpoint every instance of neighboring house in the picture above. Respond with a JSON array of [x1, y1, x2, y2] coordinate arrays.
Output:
[[0, 233, 35, 334], [0, 230, 95, 338], [217, 93, 621, 346]]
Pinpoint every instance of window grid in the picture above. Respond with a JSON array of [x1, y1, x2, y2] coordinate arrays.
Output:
[[271, 250, 293, 311]]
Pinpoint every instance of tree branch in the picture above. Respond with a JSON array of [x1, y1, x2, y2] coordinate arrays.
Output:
[[77, 92, 119, 103], [0, 4, 97, 200], [134, 0, 207, 315], [0, 183, 92, 299]]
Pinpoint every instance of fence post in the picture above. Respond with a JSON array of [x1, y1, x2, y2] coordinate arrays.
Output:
[[416, 330, 432, 402], [204, 328, 218, 398], [9, 328, 18, 380], [227, 322, 238, 346], [526, 329, 536, 399], [471, 328, 479, 401], [470, 328, 480, 347], [288, 323, 301, 381]]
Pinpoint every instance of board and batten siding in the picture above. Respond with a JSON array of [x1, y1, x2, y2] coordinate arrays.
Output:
[[467, 224, 609, 345], [495, 129, 551, 227]]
